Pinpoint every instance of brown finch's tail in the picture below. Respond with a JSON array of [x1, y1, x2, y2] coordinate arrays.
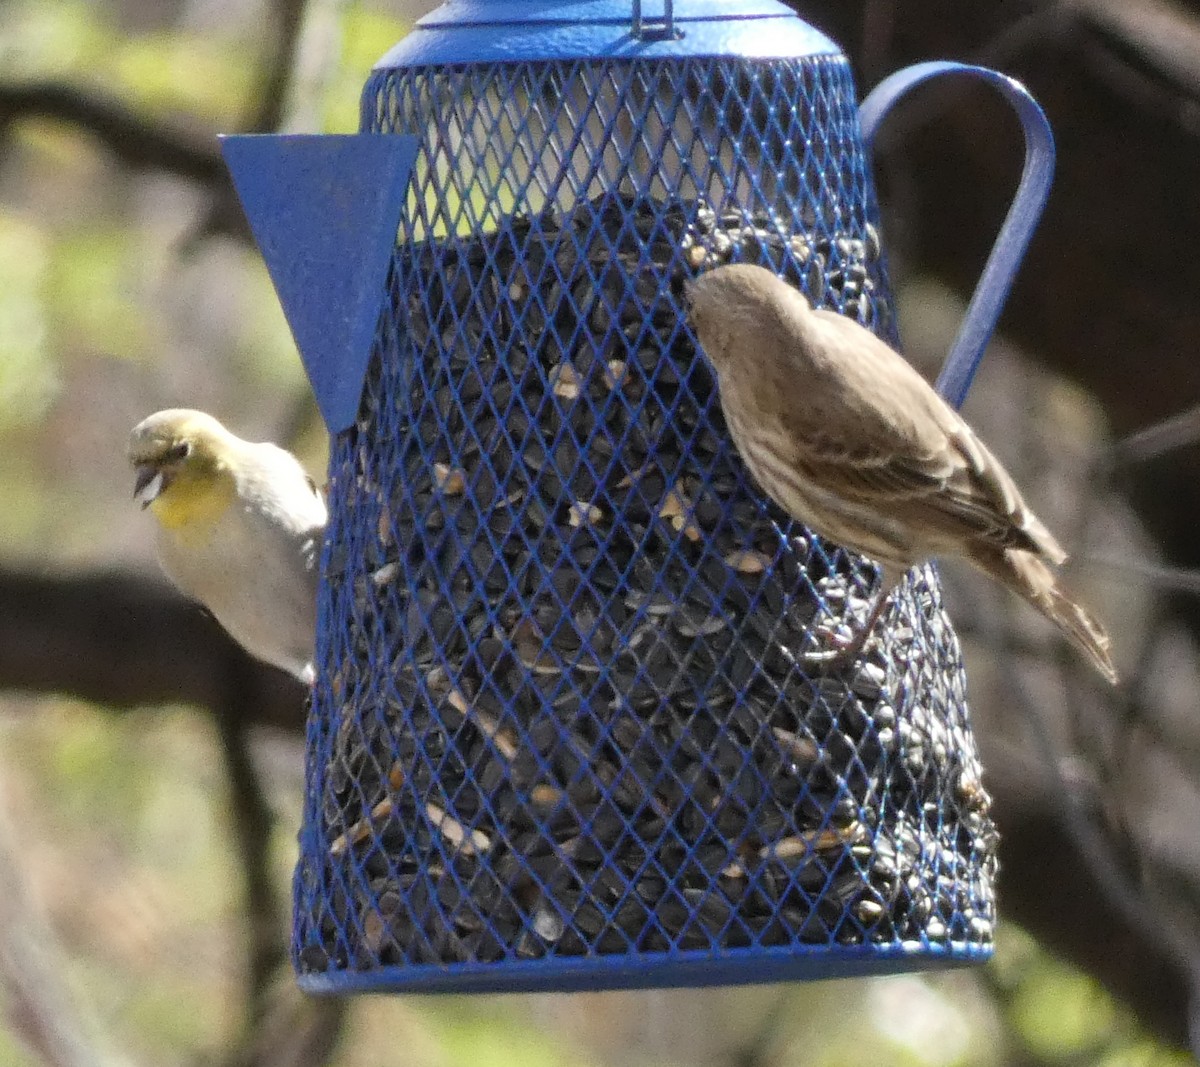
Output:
[[976, 548, 1118, 685]]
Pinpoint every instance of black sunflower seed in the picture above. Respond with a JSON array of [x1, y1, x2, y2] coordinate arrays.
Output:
[[300, 191, 994, 978]]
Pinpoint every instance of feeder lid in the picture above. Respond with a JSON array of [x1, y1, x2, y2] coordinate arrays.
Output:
[[376, 0, 841, 66]]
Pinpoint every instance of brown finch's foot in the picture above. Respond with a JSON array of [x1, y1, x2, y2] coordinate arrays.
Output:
[[800, 621, 872, 672], [801, 589, 892, 673]]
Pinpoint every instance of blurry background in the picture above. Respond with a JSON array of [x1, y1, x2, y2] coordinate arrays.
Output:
[[1, 0, 1199, 1064]]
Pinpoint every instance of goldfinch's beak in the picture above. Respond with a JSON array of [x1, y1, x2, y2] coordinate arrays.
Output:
[[133, 465, 165, 508]]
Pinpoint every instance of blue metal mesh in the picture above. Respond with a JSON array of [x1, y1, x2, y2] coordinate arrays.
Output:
[[294, 53, 997, 994]]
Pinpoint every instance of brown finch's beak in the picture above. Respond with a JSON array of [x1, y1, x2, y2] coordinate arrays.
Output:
[[133, 464, 166, 508]]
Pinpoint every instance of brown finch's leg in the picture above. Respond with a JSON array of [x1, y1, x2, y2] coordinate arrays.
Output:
[[804, 584, 893, 670]]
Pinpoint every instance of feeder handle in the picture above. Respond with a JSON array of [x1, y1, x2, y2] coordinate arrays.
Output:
[[858, 62, 1056, 410]]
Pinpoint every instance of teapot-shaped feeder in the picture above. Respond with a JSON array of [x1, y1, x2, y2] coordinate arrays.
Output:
[[223, 0, 1053, 995]]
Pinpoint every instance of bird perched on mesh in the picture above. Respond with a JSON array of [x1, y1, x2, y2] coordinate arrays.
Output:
[[128, 409, 327, 685], [686, 263, 1117, 684]]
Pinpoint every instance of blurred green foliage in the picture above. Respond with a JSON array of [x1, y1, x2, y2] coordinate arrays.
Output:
[[0, 214, 57, 428], [7, 695, 1194, 1067], [48, 228, 157, 358], [325, 6, 415, 132], [2, 0, 252, 120], [0, 1, 1191, 1065]]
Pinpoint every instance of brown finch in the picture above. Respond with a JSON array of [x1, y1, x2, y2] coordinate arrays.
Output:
[[686, 263, 1117, 685]]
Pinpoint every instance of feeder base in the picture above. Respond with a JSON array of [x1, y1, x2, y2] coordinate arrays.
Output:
[[295, 942, 994, 996]]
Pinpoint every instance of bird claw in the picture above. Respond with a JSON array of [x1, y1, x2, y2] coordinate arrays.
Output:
[[800, 618, 878, 674]]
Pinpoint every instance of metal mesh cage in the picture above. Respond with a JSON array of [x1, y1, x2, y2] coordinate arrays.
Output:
[[294, 51, 997, 994]]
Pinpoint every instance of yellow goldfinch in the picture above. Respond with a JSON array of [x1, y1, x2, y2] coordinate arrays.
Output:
[[687, 264, 1117, 684], [128, 409, 327, 684]]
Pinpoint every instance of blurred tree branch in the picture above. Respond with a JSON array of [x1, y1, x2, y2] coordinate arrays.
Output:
[[188, 0, 316, 247], [0, 565, 1190, 1048], [726, 989, 796, 1067], [0, 2, 337, 1064], [794, 0, 1200, 638], [0, 790, 119, 1067], [0, 568, 350, 1065], [0, 569, 304, 729], [213, 672, 289, 1030], [0, 82, 225, 185], [250, 0, 311, 133], [990, 748, 1192, 1049], [2, 0, 1199, 1056], [0, 0, 319, 246], [221, 979, 348, 1067]]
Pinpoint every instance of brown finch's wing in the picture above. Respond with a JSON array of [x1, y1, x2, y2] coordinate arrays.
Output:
[[782, 310, 1067, 563], [785, 427, 1058, 558]]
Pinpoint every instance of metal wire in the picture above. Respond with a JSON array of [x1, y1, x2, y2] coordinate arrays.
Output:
[[294, 54, 993, 994]]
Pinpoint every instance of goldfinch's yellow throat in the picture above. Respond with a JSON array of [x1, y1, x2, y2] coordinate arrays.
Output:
[[128, 409, 238, 531]]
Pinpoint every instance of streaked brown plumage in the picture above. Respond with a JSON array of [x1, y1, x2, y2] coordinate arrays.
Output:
[[686, 263, 1117, 684]]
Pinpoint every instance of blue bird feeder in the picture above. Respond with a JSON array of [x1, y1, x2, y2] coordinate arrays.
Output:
[[224, 0, 1054, 995]]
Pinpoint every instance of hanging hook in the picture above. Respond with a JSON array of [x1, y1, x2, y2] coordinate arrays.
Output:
[[858, 62, 1056, 410], [631, 0, 677, 42]]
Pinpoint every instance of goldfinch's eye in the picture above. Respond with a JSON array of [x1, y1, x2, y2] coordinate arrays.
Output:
[[168, 441, 191, 461]]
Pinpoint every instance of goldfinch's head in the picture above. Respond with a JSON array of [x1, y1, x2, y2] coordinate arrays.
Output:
[[129, 409, 236, 523]]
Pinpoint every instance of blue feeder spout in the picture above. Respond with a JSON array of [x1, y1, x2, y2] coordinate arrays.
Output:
[[223, 0, 1054, 997], [221, 134, 420, 434]]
